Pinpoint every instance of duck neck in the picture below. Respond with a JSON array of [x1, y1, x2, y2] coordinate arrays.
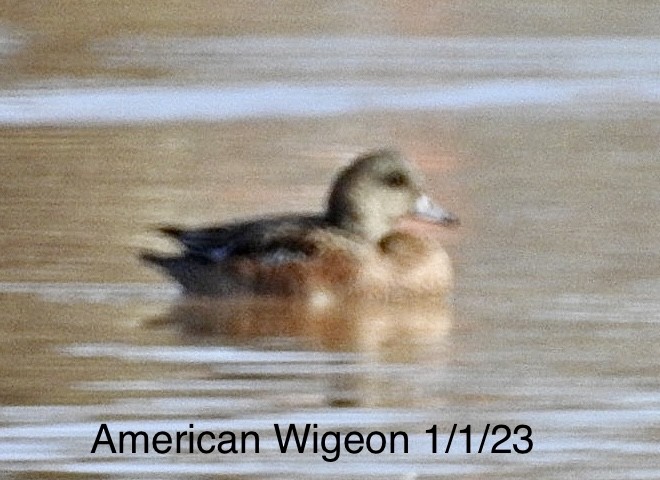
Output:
[[326, 208, 392, 243]]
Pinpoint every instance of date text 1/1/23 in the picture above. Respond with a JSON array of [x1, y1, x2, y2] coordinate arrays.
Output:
[[425, 424, 533, 454]]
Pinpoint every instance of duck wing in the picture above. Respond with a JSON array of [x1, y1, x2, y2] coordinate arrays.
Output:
[[157, 214, 329, 262], [141, 214, 333, 294]]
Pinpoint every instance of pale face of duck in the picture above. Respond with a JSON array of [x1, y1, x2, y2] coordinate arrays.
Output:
[[326, 150, 458, 242]]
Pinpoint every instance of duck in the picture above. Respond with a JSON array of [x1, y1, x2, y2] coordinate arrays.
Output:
[[141, 149, 458, 302]]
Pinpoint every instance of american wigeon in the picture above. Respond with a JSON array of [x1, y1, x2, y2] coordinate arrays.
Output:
[[141, 149, 458, 302]]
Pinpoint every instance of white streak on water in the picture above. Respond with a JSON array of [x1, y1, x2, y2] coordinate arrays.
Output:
[[0, 282, 179, 303], [62, 343, 356, 363], [1, 79, 658, 126], [3, 461, 485, 476]]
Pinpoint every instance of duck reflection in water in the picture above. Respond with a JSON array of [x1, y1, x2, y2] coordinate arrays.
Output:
[[148, 297, 453, 363], [142, 149, 458, 362]]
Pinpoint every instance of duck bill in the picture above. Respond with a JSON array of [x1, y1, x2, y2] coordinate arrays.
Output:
[[413, 195, 460, 226]]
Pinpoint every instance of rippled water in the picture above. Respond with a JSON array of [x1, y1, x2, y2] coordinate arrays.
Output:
[[1, 2, 659, 478]]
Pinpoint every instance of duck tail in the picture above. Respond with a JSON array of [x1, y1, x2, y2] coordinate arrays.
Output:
[[139, 251, 226, 295], [156, 226, 184, 240], [139, 251, 179, 271]]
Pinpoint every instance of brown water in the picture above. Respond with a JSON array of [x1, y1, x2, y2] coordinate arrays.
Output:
[[1, 2, 659, 478]]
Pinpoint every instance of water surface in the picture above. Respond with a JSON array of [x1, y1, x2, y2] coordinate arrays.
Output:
[[1, 2, 659, 478]]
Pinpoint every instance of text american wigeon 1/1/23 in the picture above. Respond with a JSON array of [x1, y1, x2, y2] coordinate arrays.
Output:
[[141, 149, 459, 302]]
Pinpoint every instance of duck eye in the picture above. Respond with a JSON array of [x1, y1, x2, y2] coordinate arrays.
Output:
[[383, 172, 407, 188]]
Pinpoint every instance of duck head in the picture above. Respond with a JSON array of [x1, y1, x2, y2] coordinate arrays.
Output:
[[326, 149, 459, 242]]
